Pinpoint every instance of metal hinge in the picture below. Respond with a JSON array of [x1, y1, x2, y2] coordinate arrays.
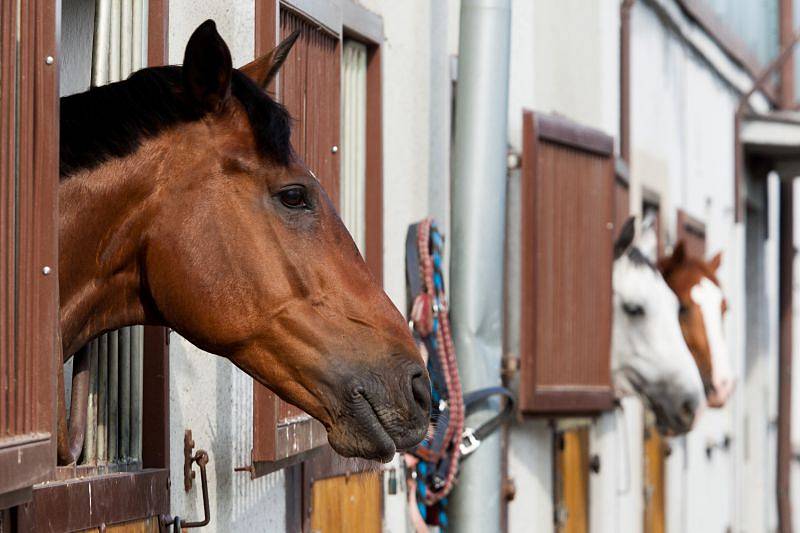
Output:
[[160, 430, 211, 531]]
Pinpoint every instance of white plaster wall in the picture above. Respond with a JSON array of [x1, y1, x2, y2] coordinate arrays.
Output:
[[167, 3, 287, 532], [589, 398, 645, 533], [507, 419, 554, 533]]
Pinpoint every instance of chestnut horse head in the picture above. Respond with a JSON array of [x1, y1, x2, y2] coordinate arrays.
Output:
[[58, 21, 430, 461], [658, 241, 733, 407], [611, 218, 705, 434]]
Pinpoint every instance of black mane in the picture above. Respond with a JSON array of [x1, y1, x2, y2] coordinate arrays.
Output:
[[628, 246, 657, 271], [59, 66, 293, 178]]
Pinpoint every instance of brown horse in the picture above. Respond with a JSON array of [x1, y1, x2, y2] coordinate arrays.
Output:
[[658, 242, 733, 407], [58, 20, 430, 462]]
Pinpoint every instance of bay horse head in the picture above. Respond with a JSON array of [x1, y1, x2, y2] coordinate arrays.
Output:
[[611, 218, 705, 434], [58, 21, 430, 462], [658, 241, 733, 408]]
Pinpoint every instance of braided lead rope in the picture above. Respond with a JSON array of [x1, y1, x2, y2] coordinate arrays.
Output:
[[416, 218, 464, 504]]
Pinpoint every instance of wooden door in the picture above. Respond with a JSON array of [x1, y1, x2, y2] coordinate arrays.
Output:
[[643, 426, 666, 533], [554, 427, 590, 533], [310, 472, 382, 533]]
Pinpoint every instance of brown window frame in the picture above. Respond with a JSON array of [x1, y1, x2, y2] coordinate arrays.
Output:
[[12, 3, 173, 528], [519, 110, 616, 415], [0, 0, 60, 511], [676, 208, 707, 259]]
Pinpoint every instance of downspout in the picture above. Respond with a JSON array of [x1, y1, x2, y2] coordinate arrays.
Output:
[[620, 0, 635, 166], [777, 3, 795, 532], [448, 1, 512, 532]]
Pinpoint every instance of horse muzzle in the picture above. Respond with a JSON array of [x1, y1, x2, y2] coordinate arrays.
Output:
[[326, 360, 431, 462]]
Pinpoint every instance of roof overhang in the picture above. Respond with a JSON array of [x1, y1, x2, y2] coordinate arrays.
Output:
[[742, 111, 800, 178]]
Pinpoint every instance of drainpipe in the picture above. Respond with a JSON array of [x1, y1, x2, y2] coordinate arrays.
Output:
[[778, 179, 794, 533], [620, 0, 635, 166], [448, 1, 512, 532], [777, 5, 795, 533]]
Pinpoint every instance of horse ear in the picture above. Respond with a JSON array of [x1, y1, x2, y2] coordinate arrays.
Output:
[[614, 216, 636, 260], [239, 30, 301, 89], [658, 240, 686, 276], [708, 251, 723, 272], [182, 20, 233, 113]]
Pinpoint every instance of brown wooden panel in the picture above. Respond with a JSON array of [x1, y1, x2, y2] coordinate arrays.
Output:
[[17, 469, 169, 532], [0, 0, 59, 498], [519, 111, 615, 414], [310, 471, 382, 533], [253, 4, 342, 465], [676, 208, 706, 260], [643, 426, 666, 533], [554, 428, 590, 533]]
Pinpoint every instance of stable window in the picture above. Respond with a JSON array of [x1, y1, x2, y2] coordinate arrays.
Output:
[[8, 2, 173, 529], [676, 208, 707, 259], [519, 111, 615, 414], [0, 0, 59, 511]]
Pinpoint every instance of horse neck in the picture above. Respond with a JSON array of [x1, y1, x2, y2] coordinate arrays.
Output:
[[59, 154, 160, 358]]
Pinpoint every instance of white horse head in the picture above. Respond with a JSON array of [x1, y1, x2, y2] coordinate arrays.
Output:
[[611, 217, 706, 435]]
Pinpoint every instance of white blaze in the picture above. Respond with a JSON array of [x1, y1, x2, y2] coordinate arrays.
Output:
[[690, 277, 733, 406]]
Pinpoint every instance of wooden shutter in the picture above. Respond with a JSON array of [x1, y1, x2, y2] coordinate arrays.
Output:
[[676, 209, 706, 259], [252, 3, 340, 467], [0, 0, 59, 507], [519, 111, 615, 414]]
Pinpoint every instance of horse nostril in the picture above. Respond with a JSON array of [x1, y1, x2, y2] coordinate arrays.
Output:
[[682, 399, 695, 418], [410, 368, 431, 415]]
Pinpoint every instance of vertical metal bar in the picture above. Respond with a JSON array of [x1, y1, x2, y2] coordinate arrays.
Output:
[[108, 329, 118, 461], [121, 0, 132, 77], [778, 180, 794, 533], [110, 0, 121, 82], [131, 325, 143, 461], [92, 0, 111, 87], [82, 339, 99, 464], [97, 333, 108, 463], [448, 1, 511, 531], [779, 0, 795, 108], [119, 326, 131, 461], [132, 0, 143, 71]]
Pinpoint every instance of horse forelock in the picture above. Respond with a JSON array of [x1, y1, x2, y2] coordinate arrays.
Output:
[[59, 66, 294, 178]]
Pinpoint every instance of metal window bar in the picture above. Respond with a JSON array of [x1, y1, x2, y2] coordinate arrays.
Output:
[[63, 0, 148, 470]]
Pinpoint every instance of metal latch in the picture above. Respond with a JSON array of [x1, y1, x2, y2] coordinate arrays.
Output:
[[460, 427, 481, 456], [160, 430, 211, 531]]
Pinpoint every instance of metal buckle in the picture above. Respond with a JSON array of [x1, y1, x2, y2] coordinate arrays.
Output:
[[460, 427, 481, 456]]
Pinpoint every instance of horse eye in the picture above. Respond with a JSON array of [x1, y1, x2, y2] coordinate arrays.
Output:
[[622, 302, 645, 317], [277, 187, 307, 209], [679, 304, 689, 317]]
